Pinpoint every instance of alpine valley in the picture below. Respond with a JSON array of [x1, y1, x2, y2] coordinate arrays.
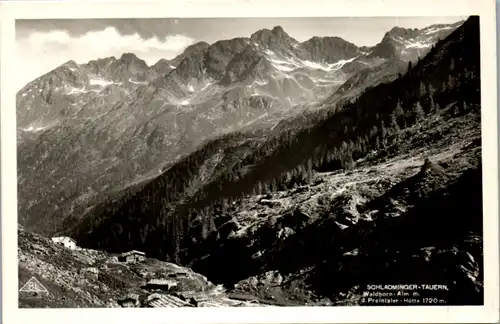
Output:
[[17, 17, 483, 307]]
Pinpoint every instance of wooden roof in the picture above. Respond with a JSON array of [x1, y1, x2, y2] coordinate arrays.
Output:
[[121, 250, 146, 257], [147, 294, 192, 307], [52, 236, 77, 244]]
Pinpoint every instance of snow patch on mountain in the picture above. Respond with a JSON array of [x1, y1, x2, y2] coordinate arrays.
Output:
[[271, 64, 295, 72], [66, 87, 90, 95], [89, 77, 117, 87], [423, 26, 454, 35], [406, 41, 431, 49], [20, 123, 54, 133], [263, 47, 358, 75], [200, 82, 214, 91], [303, 57, 357, 71], [128, 78, 148, 85], [246, 80, 269, 88]]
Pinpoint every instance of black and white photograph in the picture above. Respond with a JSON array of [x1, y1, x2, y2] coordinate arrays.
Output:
[[1, 0, 498, 323]]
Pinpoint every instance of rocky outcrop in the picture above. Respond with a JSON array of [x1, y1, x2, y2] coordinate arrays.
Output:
[[250, 26, 299, 54], [299, 36, 360, 63], [369, 21, 464, 61]]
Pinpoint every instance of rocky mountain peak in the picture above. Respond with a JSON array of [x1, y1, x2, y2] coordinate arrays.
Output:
[[83, 56, 117, 75], [86, 56, 117, 66], [203, 38, 250, 78], [172, 41, 211, 61], [61, 60, 79, 69], [220, 45, 265, 85], [271, 25, 286, 36], [166, 41, 211, 72], [186, 41, 211, 52], [368, 20, 463, 61], [175, 50, 206, 80], [119, 53, 149, 68], [299, 36, 360, 63], [152, 59, 171, 70], [250, 26, 298, 49], [386, 26, 420, 39]]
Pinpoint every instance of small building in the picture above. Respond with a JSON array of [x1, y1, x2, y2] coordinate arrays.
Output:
[[118, 250, 146, 263], [144, 279, 178, 292], [167, 271, 188, 278], [51, 236, 77, 250]]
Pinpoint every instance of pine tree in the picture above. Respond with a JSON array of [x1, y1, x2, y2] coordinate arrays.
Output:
[[256, 181, 263, 195], [447, 74, 455, 90], [428, 94, 436, 113], [209, 216, 217, 232], [412, 101, 425, 122], [389, 112, 400, 132], [375, 137, 381, 150], [307, 158, 313, 183], [381, 121, 388, 147], [419, 81, 427, 97], [271, 178, 278, 192], [428, 83, 435, 95], [172, 220, 181, 264], [462, 101, 468, 112], [341, 141, 349, 152], [201, 209, 208, 240], [370, 125, 378, 139], [395, 100, 404, 117]]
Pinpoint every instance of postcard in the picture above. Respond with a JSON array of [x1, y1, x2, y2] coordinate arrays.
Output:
[[1, 0, 498, 323]]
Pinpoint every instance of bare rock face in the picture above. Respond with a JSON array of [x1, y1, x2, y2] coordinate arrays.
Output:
[[299, 36, 360, 63]]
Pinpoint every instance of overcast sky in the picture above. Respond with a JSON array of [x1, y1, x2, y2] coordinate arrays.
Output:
[[16, 16, 465, 90]]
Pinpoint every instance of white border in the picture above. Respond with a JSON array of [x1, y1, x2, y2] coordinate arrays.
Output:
[[1, 0, 498, 323]]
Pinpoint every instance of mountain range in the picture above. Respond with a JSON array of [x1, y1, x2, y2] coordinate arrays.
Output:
[[17, 17, 483, 307], [17, 20, 462, 233]]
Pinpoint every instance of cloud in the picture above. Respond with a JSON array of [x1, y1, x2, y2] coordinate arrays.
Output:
[[15, 26, 195, 90]]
